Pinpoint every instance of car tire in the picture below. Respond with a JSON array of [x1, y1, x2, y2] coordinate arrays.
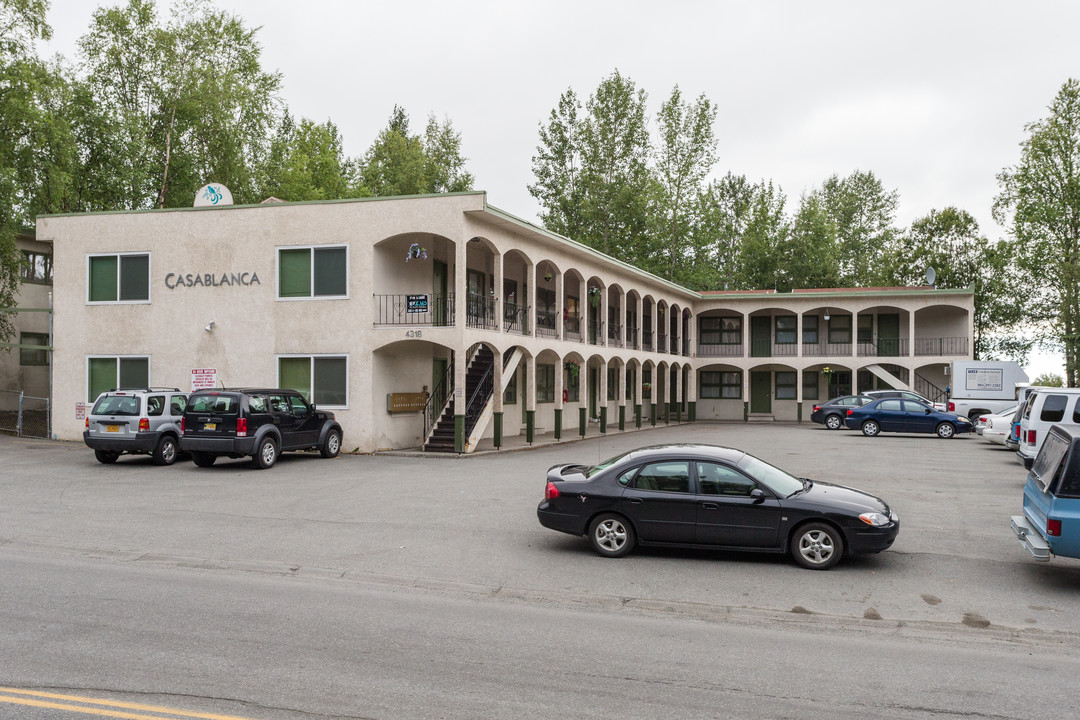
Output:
[[588, 513, 636, 558], [320, 428, 341, 459], [825, 414, 842, 430], [191, 451, 217, 467], [94, 449, 120, 464], [936, 422, 956, 439], [861, 420, 880, 437], [791, 522, 844, 570], [253, 436, 278, 469], [152, 435, 178, 466]]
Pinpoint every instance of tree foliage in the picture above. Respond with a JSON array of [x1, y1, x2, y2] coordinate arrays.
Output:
[[994, 78, 1080, 385], [259, 112, 360, 202], [359, 105, 473, 197]]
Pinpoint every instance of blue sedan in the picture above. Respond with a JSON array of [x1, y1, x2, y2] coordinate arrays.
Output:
[[843, 397, 973, 438]]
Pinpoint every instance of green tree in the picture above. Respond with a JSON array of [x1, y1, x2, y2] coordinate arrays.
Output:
[[259, 112, 360, 202], [528, 89, 584, 240], [1032, 372, 1065, 387], [360, 105, 473, 197], [994, 78, 1080, 386], [814, 170, 900, 285], [779, 193, 840, 291], [694, 173, 756, 289]]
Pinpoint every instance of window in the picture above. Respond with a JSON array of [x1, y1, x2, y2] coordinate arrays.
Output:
[[802, 316, 819, 344], [700, 317, 722, 345], [19, 332, 48, 366], [720, 317, 741, 344], [169, 395, 187, 416], [828, 315, 851, 344], [87, 356, 149, 402], [632, 461, 690, 493], [642, 367, 652, 399], [278, 246, 347, 299], [21, 250, 52, 284], [700, 371, 722, 399], [803, 371, 819, 401], [775, 315, 797, 344], [697, 462, 756, 496], [278, 355, 348, 407], [626, 366, 636, 400], [146, 395, 166, 416], [775, 371, 797, 400], [858, 315, 873, 343], [504, 368, 518, 404], [566, 366, 579, 402], [537, 364, 555, 403], [1041, 395, 1068, 423], [88, 253, 149, 303], [878, 399, 903, 411], [721, 371, 741, 399]]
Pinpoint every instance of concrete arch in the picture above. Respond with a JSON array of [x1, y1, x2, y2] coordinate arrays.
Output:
[[372, 231, 456, 298]]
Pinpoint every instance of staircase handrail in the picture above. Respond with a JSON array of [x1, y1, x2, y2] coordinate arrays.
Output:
[[423, 359, 455, 440]]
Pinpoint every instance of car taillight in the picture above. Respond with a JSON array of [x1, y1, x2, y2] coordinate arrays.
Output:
[[847, 409, 855, 416], [181, 417, 186, 433], [948, 401, 955, 412], [813, 405, 821, 413], [1027, 429, 1036, 444], [1047, 518, 1062, 537], [85, 417, 89, 429], [138, 418, 149, 432], [545, 482, 560, 500], [236, 418, 248, 437]]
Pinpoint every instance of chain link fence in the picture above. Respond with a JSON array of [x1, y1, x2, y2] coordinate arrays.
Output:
[[0, 389, 51, 439]]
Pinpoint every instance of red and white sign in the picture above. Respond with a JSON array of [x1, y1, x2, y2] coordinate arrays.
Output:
[[75, 402, 86, 420], [191, 368, 218, 392]]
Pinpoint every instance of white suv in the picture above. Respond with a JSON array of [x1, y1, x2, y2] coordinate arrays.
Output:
[[83, 388, 189, 465]]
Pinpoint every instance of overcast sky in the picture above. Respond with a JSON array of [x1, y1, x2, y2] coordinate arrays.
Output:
[[39, 0, 1078, 375]]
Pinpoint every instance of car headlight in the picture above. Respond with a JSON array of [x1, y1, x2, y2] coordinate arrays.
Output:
[[859, 512, 890, 526]]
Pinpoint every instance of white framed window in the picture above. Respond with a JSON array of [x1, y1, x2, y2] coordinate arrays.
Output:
[[277, 245, 349, 300], [86, 355, 150, 402], [87, 252, 151, 304], [277, 354, 349, 408]]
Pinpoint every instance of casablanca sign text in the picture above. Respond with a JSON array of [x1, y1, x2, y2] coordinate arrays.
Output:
[[165, 271, 261, 289]]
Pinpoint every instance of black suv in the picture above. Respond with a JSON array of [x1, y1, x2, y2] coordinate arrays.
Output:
[[180, 388, 343, 469]]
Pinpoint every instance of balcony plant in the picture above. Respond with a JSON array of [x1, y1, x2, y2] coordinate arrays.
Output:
[[406, 243, 428, 262]]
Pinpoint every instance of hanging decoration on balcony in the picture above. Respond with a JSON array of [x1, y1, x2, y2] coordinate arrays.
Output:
[[822, 366, 833, 387], [564, 360, 580, 379], [406, 243, 428, 262], [588, 287, 601, 307]]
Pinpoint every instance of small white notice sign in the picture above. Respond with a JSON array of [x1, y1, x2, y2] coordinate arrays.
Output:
[[75, 402, 86, 420], [191, 368, 218, 392]]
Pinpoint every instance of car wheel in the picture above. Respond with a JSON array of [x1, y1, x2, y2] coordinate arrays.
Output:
[[825, 414, 842, 430], [861, 420, 880, 437], [253, 436, 278, 469], [792, 522, 844, 570], [191, 451, 217, 467], [94, 449, 120, 464], [152, 435, 178, 466], [320, 428, 341, 459], [936, 422, 956, 439], [588, 513, 636, 558]]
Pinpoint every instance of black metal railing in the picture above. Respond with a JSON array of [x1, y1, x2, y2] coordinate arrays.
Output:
[[536, 310, 558, 338], [503, 302, 529, 334], [608, 324, 622, 346], [466, 293, 497, 330], [858, 339, 908, 357], [375, 293, 455, 326], [683, 338, 691, 355], [670, 336, 680, 355], [423, 359, 454, 441], [565, 312, 582, 341], [643, 331, 653, 351], [464, 362, 494, 429], [657, 332, 668, 353], [802, 341, 853, 357], [915, 372, 949, 404], [589, 321, 605, 345], [627, 326, 639, 349], [698, 343, 743, 357], [914, 336, 969, 356]]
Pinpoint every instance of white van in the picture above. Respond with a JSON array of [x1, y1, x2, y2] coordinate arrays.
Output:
[[1017, 388, 1080, 468]]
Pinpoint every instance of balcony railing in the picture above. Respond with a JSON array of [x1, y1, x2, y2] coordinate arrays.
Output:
[[565, 312, 582, 342], [608, 323, 623, 347], [802, 341, 853, 357], [915, 336, 969, 356], [503, 302, 529, 334], [657, 332, 668, 353], [643, 332, 653, 351], [698, 342, 743, 357], [375, 293, 455, 326], [670, 336, 680, 355], [589, 321, 605, 345], [536, 310, 558, 339], [683, 338, 691, 356], [858, 339, 908, 357], [627, 326, 639, 349], [466, 293, 497, 330]]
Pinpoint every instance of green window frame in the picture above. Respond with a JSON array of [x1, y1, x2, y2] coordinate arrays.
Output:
[[699, 317, 722, 345], [803, 371, 819, 401], [775, 371, 797, 400], [278, 245, 348, 299], [277, 354, 349, 407], [857, 315, 873, 343], [721, 371, 741, 399], [700, 371, 722, 399], [828, 315, 852, 343], [802, 315, 819, 344], [19, 332, 48, 366], [537, 364, 555, 403], [721, 317, 742, 345], [87, 356, 149, 402], [775, 315, 797, 344], [88, 253, 150, 303]]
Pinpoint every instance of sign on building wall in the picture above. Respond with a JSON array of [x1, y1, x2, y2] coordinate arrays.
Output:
[[965, 368, 1003, 393], [191, 368, 218, 392], [75, 402, 86, 420], [194, 183, 234, 207], [406, 294, 429, 314]]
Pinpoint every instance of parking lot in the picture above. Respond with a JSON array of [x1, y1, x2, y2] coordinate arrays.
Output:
[[3, 421, 1080, 639]]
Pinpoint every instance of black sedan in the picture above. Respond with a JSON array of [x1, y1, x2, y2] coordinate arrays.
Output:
[[810, 395, 873, 430], [843, 397, 972, 438], [536, 444, 899, 570]]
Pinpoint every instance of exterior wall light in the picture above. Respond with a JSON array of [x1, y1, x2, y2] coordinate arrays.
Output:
[[205, 321, 216, 332]]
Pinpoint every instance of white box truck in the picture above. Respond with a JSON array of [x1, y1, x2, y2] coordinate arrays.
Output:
[[946, 361, 1029, 422]]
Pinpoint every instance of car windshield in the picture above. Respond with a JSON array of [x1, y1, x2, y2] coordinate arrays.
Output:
[[92, 395, 140, 416], [736, 453, 804, 496], [587, 451, 632, 478], [188, 394, 239, 414]]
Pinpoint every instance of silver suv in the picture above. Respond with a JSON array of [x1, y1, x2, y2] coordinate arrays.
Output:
[[83, 387, 189, 465]]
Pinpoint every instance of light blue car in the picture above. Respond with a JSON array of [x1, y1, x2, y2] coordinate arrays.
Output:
[[1011, 424, 1080, 561]]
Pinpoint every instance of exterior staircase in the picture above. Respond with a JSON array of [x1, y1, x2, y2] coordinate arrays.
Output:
[[863, 364, 909, 391], [424, 346, 495, 452]]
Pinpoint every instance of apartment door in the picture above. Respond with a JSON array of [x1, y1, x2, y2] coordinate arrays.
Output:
[[750, 371, 772, 413], [878, 314, 900, 356], [751, 316, 772, 357], [432, 261, 448, 326]]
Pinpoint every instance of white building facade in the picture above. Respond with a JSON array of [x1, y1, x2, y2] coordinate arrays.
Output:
[[38, 192, 974, 452]]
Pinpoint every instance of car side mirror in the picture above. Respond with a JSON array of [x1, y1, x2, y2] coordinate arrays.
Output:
[[925, 408, 932, 414], [750, 488, 766, 503]]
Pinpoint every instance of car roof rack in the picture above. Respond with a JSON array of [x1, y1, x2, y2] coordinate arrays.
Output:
[[108, 387, 182, 392]]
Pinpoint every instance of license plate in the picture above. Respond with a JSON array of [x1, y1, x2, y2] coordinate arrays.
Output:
[[106, 425, 119, 432], [204, 423, 217, 431]]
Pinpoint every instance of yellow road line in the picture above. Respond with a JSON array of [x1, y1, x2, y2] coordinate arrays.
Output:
[[0, 687, 261, 720]]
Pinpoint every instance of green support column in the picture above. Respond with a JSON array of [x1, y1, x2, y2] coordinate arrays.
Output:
[[618, 406, 626, 431], [664, 402, 670, 424], [600, 406, 607, 434], [554, 409, 562, 440], [688, 402, 696, 422], [579, 407, 587, 438], [455, 414, 465, 453], [650, 404, 657, 426], [526, 410, 535, 444], [797, 402, 803, 422], [674, 402, 682, 423], [743, 401, 749, 422], [494, 412, 503, 449], [635, 404, 642, 428]]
